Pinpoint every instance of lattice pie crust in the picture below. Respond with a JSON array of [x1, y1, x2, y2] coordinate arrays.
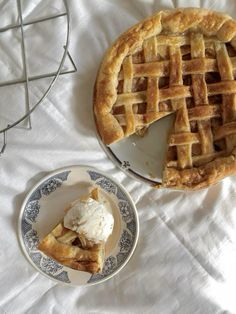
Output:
[[94, 8, 236, 190]]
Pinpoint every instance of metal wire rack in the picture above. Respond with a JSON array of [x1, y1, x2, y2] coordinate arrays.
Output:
[[0, 0, 77, 155]]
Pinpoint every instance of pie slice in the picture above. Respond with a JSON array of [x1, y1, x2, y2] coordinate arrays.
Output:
[[94, 8, 236, 190], [38, 188, 105, 274]]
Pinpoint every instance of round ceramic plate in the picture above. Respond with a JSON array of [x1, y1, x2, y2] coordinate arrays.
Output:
[[97, 115, 175, 186], [19, 166, 139, 286]]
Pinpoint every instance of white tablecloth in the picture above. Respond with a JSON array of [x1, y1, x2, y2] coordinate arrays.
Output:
[[1, 0, 236, 313]]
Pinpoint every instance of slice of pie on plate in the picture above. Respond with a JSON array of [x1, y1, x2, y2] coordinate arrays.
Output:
[[94, 8, 236, 190], [38, 188, 113, 274]]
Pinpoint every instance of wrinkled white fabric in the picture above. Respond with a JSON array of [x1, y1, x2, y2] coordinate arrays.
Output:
[[1, 0, 236, 313]]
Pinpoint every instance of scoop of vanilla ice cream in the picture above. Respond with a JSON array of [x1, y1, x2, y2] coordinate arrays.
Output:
[[64, 197, 114, 243]]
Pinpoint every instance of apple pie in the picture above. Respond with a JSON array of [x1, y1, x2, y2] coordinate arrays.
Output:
[[38, 188, 109, 274], [94, 8, 236, 190]]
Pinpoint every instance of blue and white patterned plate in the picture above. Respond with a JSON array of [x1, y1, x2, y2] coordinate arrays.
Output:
[[18, 166, 139, 286]]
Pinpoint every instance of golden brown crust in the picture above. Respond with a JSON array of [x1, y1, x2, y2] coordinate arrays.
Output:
[[163, 148, 236, 190], [94, 8, 236, 189], [94, 8, 234, 144], [94, 11, 162, 144], [38, 188, 105, 274], [38, 223, 104, 274]]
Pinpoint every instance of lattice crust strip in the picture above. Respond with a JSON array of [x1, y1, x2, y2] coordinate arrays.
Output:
[[94, 8, 236, 189], [168, 45, 191, 169]]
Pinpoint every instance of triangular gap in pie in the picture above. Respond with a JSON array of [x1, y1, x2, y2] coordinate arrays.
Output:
[[38, 188, 105, 274], [94, 8, 236, 190]]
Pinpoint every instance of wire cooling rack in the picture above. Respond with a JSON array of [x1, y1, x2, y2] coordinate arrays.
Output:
[[0, 0, 77, 155]]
